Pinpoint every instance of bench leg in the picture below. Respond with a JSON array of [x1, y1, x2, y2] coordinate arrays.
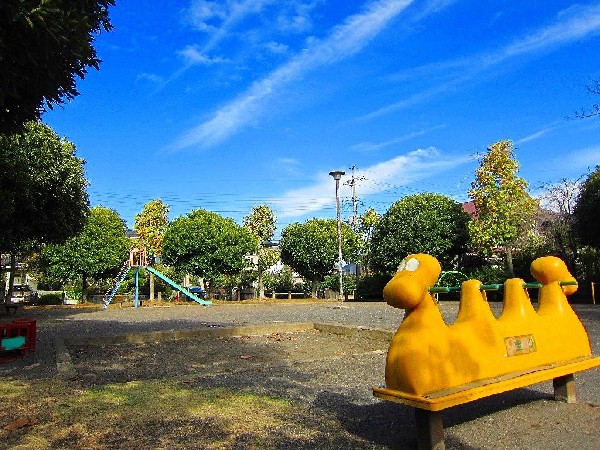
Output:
[[415, 409, 445, 450], [553, 374, 577, 403]]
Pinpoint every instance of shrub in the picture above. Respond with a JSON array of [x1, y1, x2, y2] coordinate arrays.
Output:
[[355, 273, 391, 301], [263, 267, 295, 292], [37, 293, 63, 305]]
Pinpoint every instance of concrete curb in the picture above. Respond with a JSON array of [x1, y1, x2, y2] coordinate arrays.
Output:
[[313, 323, 394, 341], [53, 322, 393, 379]]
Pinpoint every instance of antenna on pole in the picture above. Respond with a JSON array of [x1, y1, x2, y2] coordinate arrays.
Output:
[[344, 165, 366, 231]]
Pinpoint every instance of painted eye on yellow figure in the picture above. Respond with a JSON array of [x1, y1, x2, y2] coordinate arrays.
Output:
[[405, 258, 419, 271], [397, 257, 419, 273]]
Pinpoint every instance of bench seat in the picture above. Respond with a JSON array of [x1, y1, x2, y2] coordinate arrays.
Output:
[[373, 355, 600, 411]]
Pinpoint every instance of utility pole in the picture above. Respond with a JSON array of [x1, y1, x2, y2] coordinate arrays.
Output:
[[344, 166, 366, 286], [344, 165, 365, 231]]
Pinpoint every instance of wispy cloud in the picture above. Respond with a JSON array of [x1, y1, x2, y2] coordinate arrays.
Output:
[[275, 1, 318, 33], [515, 117, 600, 146], [514, 128, 554, 145], [350, 125, 446, 152], [178, 44, 229, 65], [410, 0, 459, 21], [146, 0, 275, 92], [271, 147, 474, 218], [364, 3, 600, 120], [274, 157, 302, 176], [265, 41, 289, 54], [562, 144, 600, 171], [189, 0, 275, 54], [136, 73, 165, 85], [169, 0, 415, 150]]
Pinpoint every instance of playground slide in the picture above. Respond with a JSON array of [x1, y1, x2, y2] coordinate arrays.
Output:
[[145, 266, 212, 306]]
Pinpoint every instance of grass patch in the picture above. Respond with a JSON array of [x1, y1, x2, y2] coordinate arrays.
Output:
[[0, 378, 332, 449]]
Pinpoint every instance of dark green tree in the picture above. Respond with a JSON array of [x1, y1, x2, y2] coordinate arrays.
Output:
[[162, 209, 256, 294], [370, 193, 470, 275], [0, 122, 89, 251], [39, 206, 130, 301], [0, 0, 114, 134], [0, 121, 89, 297], [279, 218, 361, 297], [574, 166, 600, 248]]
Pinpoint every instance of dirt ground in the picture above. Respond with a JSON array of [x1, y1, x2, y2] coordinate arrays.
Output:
[[1, 301, 600, 449], [67, 328, 388, 388]]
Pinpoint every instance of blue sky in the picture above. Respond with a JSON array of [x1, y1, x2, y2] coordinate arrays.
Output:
[[44, 0, 600, 238]]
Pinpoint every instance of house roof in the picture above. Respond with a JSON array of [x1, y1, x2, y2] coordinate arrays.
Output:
[[462, 201, 477, 217]]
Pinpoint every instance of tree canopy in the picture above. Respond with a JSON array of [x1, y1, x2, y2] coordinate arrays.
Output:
[[0, 0, 114, 134], [279, 218, 361, 297], [370, 193, 470, 274], [39, 206, 130, 300], [162, 209, 256, 285], [468, 139, 537, 275], [574, 166, 600, 248], [0, 121, 89, 253], [357, 207, 380, 274], [243, 205, 277, 299], [243, 204, 276, 244], [538, 178, 582, 270], [134, 199, 170, 257]]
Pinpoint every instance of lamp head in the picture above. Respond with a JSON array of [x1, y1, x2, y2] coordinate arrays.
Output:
[[329, 170, 345, 180]]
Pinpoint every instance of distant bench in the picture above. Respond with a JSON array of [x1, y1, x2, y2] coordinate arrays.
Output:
[[265, 292, 307, 299], [373, 356, 600, 449], [3, 301, 19, 314]]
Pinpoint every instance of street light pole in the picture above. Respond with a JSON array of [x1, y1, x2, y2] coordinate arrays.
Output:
[[329, 170, 345, 301]]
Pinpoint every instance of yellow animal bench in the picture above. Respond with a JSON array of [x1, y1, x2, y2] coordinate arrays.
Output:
[[372, 254, 600, 450]]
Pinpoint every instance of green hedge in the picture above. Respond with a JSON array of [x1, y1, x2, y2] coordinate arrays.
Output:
[[355, 273, 391, 301], [37, 293, 63, 305]]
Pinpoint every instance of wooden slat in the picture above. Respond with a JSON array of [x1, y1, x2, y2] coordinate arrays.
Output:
[[373, 356, 600, 411]]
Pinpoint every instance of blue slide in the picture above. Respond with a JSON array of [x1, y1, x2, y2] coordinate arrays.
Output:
[[145, 266, 212, 306]]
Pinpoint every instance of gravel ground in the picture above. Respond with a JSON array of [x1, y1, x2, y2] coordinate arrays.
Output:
[[1, 299, 599, 449]]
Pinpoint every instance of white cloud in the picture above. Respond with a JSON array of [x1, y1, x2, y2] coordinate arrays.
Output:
[[365, 3, 600, 119], [265, 41, 289, 54], [276, 1, 318, 33], [563, 144, 600, 171], [187, 0, 275, 52], [187, 0, 227, 32], [410, 0, 459, 21], [271, 147, 474, 218], [149, 0, 276, 93], [274, 157, 302, 176], [136, 72, 164, 85], [499, 4, 600, 59], [187, 0, 265, 33], [514, 128, 553, 145], [178, 44, 228, 65], [170, 0, 414, 150]]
